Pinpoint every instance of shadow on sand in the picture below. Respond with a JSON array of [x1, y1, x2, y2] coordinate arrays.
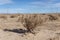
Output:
[[3, 29, 28, 34]]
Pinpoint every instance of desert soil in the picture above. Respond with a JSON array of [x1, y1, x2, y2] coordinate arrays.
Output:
[[0, 14, 60, 40]]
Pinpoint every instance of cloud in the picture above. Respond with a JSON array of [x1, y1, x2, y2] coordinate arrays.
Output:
[[29, 0, 60, 8], [25, 0, 60, 13], [53, 3, 60, 7], [0, 0, 13, 5]]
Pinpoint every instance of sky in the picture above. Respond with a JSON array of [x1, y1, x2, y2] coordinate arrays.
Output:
[[0, 0, 60, 13]]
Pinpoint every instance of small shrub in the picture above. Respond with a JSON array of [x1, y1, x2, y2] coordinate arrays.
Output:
[[10, 16, 15, 18], [48, 15, 58, 21], [0, 16, 7, 19], [42, 14, 46, 15]]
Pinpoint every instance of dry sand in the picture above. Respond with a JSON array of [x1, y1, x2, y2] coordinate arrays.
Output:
[[0, 14, 60, 40]]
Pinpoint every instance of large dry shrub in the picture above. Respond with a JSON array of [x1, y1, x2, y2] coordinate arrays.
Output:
[[21, 14, 43, 34]]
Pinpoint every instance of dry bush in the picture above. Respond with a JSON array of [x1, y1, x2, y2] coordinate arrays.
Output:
[[49, 36, 59, 40], [21, 14, 43, 34], [10, 16, 15, 18], [0, 16, 7, 19], [42, 14, 46, 15], [10, 14, 20, 18], [10, 15, 18, 18], [48, 15, 58, 21]]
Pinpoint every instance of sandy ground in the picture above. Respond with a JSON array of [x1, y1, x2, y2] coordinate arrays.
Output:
[[0, 14, 60, 40], [0, 29, 59, 40]]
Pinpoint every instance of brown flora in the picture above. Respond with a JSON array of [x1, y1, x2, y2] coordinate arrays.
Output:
[[48, 15, 58, 21], [21, 14, 43, 34]]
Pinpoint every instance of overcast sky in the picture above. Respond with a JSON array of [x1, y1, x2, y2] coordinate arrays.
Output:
[[0, 0, 60, 13]]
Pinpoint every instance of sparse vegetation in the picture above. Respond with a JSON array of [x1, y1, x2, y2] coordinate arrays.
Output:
[[21, 15, 43, 34], [0, 14, 60, 40], [50, 36, 59, 40], [10, 14, 20, 18], [10, 15, 17, 18], [0, 16, 7, 19], [48, 15, 58, 21]]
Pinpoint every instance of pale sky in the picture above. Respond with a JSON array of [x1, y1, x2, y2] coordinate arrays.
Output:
[[0, 0, 60, 13]]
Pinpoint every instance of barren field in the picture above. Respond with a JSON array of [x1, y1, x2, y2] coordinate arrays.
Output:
[[0, 14, 60, 40]]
